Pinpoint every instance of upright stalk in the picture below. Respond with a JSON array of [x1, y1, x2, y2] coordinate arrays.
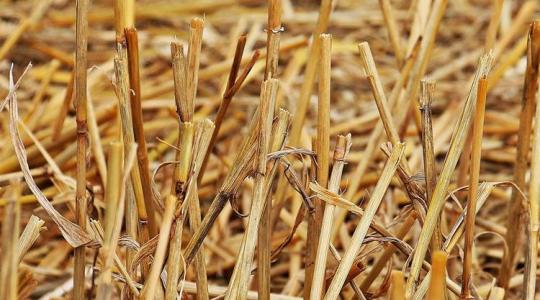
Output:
[[499, 21, 540, 291], [73, 0, 89, 298], [420, 80, 442, 251], [461, 78, 488, 299], [224, 80, 278, 300], [311, 133, 351, 300], [524, 47, 540, 299], [258, 1, 282, 299], [304, 33, 332, 300], [427, 251, 448, 300], [389, 270, 406, 300], [125, 27, 159, 238]]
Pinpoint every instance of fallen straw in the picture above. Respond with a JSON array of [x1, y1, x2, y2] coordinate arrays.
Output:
[[4, 67, 94, 248], [3, 1, 540, 299], [0, 0, 52, 61], [378, 0, 403, 67]]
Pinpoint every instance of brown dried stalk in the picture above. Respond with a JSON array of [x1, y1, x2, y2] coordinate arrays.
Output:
[[419, 79, 441, 251], [499, 21, 540, 291], [170, 23, 210, 297], [324, 142, 405, 300], [461, 78, 488, 299], [125, 27, 159, 237], [73, 0, 90, 298], [264, 0, 282, 80], [524, 48, 540, 298], [257, 109, 291, 299], [164, 122, 193, 300], [199, 36, 253, 183]]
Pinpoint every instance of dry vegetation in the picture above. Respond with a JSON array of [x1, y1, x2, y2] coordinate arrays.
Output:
[[0, 0, 539, 299]]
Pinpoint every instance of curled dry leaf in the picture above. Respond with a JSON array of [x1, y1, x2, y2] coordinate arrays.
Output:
[[4, 66, 93, 248]]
